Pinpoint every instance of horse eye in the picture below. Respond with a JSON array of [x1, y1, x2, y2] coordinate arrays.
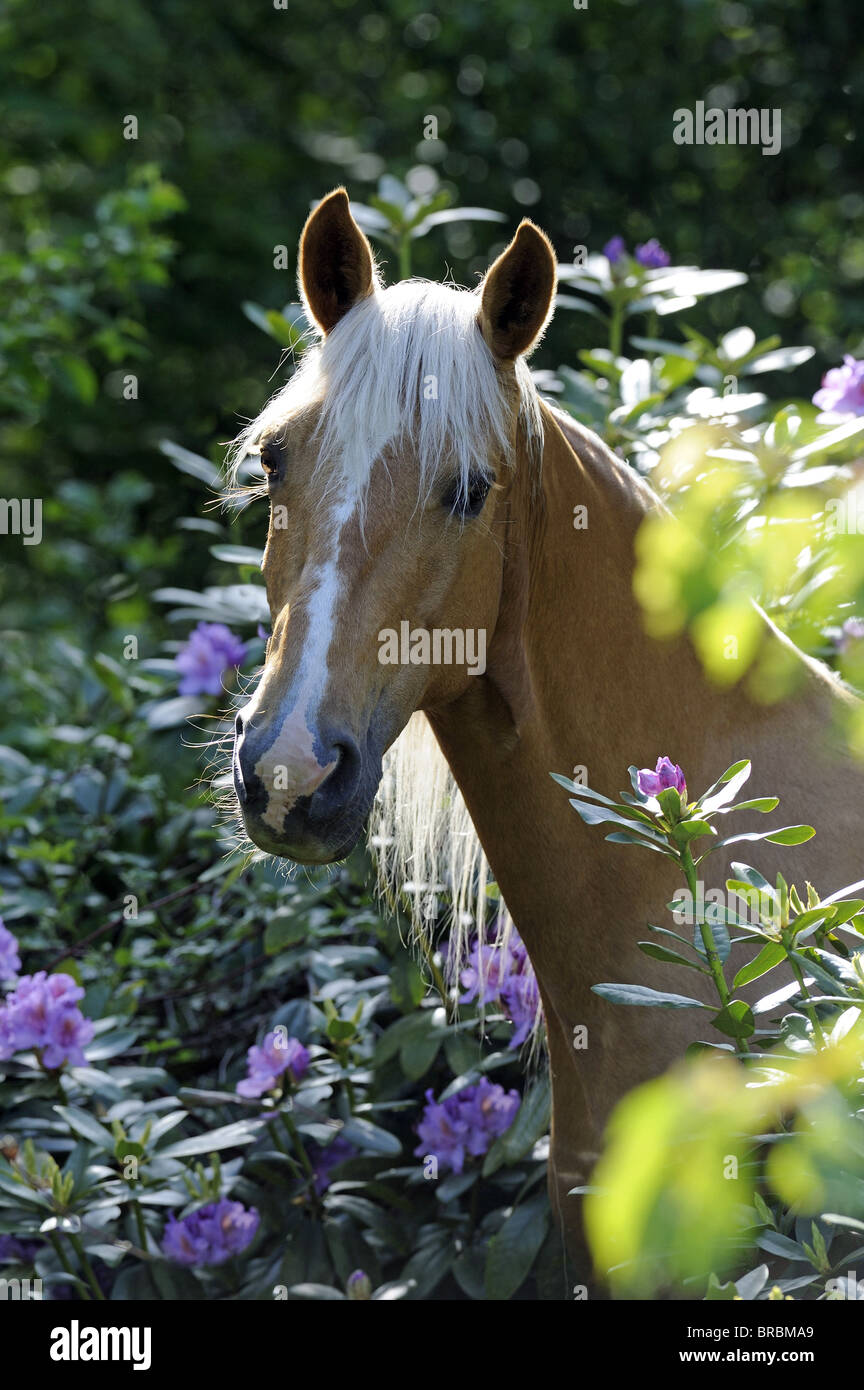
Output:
[[259, 442, 282, 481], [442, 472, 492, 519]]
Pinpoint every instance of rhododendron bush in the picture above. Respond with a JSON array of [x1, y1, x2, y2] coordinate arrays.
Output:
[[2, 185, 863, 1304]]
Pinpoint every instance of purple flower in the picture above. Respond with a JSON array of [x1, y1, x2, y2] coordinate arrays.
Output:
[[832, 616, 864, 654], [635, 238, 670, 269], [0, 1234, 41, 1263], [636, 756, 687, 801], [603, 235, 627, 264], [813, 356, 864, 417], [175, 623, 246, 696], [308, 1137, 357, 1195], [162, 1199, 259, 1266], [41, 1007, 95, 1069], [460, 941, 518, 1006], [502, 966, 541, 1049], [414, 1078, 520, 1174], [236, 1031, 309, 1098], [0, 921, 21, 983], [0, 972, 93, 1069], [459, 929, 540, 1049]]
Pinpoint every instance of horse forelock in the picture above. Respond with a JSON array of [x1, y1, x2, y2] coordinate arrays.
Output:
[[224, 278, 544, 509]]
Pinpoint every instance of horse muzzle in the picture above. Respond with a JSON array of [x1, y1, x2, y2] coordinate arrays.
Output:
[[232, 712, 376, 863]]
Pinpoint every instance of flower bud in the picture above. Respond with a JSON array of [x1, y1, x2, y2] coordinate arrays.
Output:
[[346, 1269, 372, 1300]]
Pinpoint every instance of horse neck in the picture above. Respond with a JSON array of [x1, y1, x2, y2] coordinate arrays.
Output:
[[427, 402, 781, 966], [431, 401, 707, 790]]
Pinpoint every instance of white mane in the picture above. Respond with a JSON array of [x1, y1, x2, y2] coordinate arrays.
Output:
[[227, 277, 543, 1018], [370, 710, 513, 970]]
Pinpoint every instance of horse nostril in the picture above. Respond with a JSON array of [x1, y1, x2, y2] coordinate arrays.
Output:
[[322, 738, 361, 800]]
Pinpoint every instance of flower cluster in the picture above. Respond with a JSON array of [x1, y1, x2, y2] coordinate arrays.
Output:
[[162, 1199, 260, 1266], [0, 971, 94, 1069], [175, 622, 246, 696], [459, 927, 540, 1048], [813, 355, 864, 417], [636, 755, 687, 800], [0, 920, 21, 983], [236, 1030, 309, 1098], [603, 235, 671, 269], [414, 1078, 520, 1174]]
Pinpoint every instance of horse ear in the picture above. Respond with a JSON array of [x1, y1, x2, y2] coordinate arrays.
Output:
[[478, 220, 557, 361], [299, 188, 377, 334]]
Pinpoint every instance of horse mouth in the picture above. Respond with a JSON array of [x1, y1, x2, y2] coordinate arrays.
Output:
[[247, 829, 359, 864], [233, 762, 376, 865], [240, 810, 362, 864]]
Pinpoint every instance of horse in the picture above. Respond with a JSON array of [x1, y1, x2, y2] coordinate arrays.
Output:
[[228, 187, 864, 1272]]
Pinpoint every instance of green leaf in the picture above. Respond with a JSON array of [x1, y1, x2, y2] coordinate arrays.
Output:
[[668, 900, 750, 927], [568, 798, 664, 838], [338, 1116, 401, 1156], [549, 772, 618, 808], [704, 1273, 739, 1300], [374, 1011, 431, 1065], [765, 825, 815, 846], [555, 294, 608, 322], [756, 1231, 811, 1262], [55, 354, 99, 404], [697, 759, 751, 813], [485, 1194, 549, 1300], [672, 818, 715, 842], [326, 1018, 356, 1043], [604, 830, 673, 856], [159, 439, 221, 486], [452, 1243, 487, 1299], [638, 941, 706, 971], [264, 910, 306, 955], [735, 1264, 770, 1300], [791, 415, 864, 462], [242, 301, 306, 348], [642, 268, 748, 300], [400, 1027, 442, 1081], [656, 787, 682, 821], [287, 1283, 347, 1300], [411, 205, 507, 237], [743, 346, 814, 375], [389, 955, 427, 1012], [158, 1120, 262, 1158], [710, 1000, 755, 1039], [733, 942, 787, 990], [114, 1140, 145, 1161], [648, 922, 695, 947], [716, 797, 779, 814], [821, 1214, 864, 1235], [209, 544, 264, 567], [591, 983, 710, 1009], [52, 1106, 115, 1152]]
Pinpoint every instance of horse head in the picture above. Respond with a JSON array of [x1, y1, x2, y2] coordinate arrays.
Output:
[[232, 188, 555, 862]]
